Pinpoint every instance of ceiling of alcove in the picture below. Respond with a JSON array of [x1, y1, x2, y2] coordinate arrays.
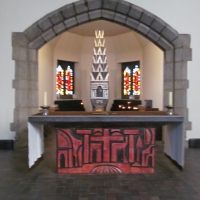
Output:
[[68, 20, 131, 36], [48, 20, 150, 47]]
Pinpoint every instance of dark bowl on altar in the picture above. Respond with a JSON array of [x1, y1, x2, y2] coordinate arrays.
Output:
[[165, 106, 173, 109], [40, 106, 50, 109]]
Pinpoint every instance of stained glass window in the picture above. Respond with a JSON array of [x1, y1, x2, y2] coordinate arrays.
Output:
[[132, 65, 140, 95], [122, 61, 140, 98], [123, 66, 131, 95], [56, 65, 64, 95], [56, 60, 74, 97]]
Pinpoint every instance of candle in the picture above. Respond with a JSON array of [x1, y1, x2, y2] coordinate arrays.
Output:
[[169, 92, 172, 106], [44, 91, 47, 106]]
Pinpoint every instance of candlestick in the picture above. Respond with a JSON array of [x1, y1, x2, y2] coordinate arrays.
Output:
[[165, 106, 173, 115], [40, 106, 50, 115], [169, 92, 172, 106], [44, 91, 47, 106]]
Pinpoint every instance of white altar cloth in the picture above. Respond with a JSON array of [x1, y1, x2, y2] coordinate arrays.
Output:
[[28, 122, 44, 168]]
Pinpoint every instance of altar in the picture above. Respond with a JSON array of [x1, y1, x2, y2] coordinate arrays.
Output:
[[28, 111, 185, 174]]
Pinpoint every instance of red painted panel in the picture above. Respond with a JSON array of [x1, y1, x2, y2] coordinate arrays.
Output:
[[76, 129, 92, 134], [57, 127, 155, 174], [124, 129, 139, 135]]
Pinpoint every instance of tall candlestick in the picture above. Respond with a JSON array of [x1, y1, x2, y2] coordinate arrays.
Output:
[[44, 91, 47, 106], [169, 92, 172, 106]]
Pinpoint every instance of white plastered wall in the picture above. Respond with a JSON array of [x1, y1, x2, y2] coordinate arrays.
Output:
[[142, 43, 164, 110]]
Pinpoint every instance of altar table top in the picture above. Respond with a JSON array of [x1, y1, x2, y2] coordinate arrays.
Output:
[[28, 111, 184, 127]]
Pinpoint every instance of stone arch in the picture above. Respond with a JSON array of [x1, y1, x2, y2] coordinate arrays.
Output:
[[11, 0, 192, 146]]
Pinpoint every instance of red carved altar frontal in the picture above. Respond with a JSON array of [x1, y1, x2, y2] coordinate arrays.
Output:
[[57, 128, 155, 174]]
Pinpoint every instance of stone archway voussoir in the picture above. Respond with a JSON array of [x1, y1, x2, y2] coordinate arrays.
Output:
[[87, 0, 102, 11]]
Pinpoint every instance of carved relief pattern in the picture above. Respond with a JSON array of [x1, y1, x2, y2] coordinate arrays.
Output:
[[57, 128, 155, 174]]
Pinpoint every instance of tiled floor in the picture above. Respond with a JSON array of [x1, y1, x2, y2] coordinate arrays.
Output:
[[1, 132, 200, 200]]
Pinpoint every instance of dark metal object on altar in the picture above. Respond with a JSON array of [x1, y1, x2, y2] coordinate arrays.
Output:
[[54, 100, 85, 111], [165, 106, 174, 115], [144, 100, 152, 108], [40, 106, 50, 115]]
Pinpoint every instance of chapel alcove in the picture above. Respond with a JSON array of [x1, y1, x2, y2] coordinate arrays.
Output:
[[38, 20, 164, 112]]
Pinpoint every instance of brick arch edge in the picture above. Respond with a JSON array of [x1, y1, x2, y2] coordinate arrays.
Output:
[[11, 0, 192, 147]]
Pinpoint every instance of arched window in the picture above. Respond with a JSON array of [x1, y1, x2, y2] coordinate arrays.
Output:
[[56, 60, 75, 97], [122, 61, 140, 99]]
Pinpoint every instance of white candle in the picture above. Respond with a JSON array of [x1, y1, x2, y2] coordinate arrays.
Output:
[[169, 92, 172, 106], [44, 91, 47, 106]]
